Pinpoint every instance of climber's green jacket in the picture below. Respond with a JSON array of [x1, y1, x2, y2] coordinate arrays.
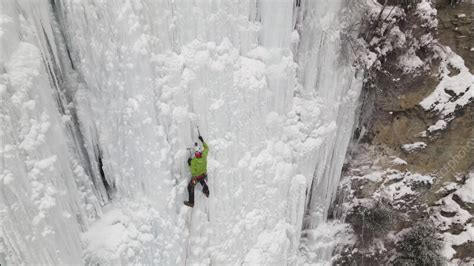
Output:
[[190, 142, 208, 177]]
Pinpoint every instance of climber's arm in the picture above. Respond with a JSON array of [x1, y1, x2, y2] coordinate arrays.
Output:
[[199, 135, 209, 159], [202, 142, 209, 159]]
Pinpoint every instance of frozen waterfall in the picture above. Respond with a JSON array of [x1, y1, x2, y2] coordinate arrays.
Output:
[[1, 0, 363, 264]]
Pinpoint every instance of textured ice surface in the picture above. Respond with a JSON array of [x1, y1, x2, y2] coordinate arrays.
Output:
[[1, 0, 363, 264]]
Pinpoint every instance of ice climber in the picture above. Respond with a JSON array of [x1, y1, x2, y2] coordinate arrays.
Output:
[[184, 135, 209, 208]]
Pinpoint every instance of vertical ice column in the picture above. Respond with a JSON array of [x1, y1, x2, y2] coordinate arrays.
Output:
[[259, 0, 294, 49], [258, 1, 307, 262], [297, 0, 363, 236], [258, 0, 296, 114]]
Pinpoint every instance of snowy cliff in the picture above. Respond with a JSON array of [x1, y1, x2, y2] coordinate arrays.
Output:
[[1, 0, 363, 264], [331, 1, 473, 264]]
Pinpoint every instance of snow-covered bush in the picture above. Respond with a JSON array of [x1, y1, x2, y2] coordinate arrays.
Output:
[[353, 0, 438, 79], [395, 221, 444, 265], [354, 201, 397, 243]]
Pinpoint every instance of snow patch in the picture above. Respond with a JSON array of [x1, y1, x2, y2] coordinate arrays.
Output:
[[401, 142, 427, 153], [455, 172, 474, 203], [390, 156, 407, 165], [427, 119, 447, 133]]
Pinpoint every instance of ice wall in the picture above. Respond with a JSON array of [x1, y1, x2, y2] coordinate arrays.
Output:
[[1, 0, 101, 264], [1, 0, 363, 264]]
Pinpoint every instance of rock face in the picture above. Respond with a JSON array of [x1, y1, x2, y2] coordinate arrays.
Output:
[[436, 0, 473, 72], [333, 1, 473, 264]]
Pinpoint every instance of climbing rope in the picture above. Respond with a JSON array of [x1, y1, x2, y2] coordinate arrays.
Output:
[[184, 208, 194, 266]]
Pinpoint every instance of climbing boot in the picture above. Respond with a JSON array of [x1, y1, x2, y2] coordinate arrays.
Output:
[[184, 201, 194, 208]]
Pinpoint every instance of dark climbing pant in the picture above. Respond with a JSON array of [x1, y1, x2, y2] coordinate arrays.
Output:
[[187, 175, 209, 204]]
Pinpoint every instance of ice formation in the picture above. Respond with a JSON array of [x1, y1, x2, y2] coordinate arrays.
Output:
[[1, 0, 363, 264]]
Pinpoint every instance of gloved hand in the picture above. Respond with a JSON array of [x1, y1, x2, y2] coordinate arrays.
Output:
[[187, 158, 192, 166], [198, 135, 204, 142]]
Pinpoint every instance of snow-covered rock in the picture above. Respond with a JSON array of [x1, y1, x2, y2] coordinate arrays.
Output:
[[420, 47, 474, 118]]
